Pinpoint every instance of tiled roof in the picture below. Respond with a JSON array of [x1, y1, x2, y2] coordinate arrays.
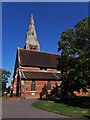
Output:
[[20, 70, 62, 80], [18, 48, 61, 69]]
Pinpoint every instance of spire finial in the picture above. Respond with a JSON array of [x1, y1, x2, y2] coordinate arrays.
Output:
[[30, 13, 34, 25], [31, 13, 33, 17]]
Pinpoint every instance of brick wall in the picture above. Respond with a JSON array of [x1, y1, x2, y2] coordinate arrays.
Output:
[[12, 66, 90, 98], [20, 79, 61, 99]]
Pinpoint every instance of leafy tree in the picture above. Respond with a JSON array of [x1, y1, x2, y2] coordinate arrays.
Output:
[[58, 17, 90, 95], [0, 68, 11, 94]]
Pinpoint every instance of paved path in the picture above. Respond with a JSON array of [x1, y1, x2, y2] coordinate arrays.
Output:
[[2, 99, 68, 118], [0, 100, 2, 120]]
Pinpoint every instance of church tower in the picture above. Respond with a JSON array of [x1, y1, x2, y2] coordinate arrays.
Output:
[[24, 14, 40, 51]]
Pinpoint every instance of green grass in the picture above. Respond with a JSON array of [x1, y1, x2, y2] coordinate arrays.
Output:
[[32, 100, 89, 118]]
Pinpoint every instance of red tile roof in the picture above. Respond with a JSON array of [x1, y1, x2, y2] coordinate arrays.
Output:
[[18, 48, 61, 69], [20, 70, 62, 80]]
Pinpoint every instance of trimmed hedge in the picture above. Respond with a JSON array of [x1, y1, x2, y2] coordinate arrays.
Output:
[[55, 96, 90, 108]]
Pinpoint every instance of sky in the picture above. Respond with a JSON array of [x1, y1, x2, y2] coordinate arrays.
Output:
[[2, 2, 88, 87]]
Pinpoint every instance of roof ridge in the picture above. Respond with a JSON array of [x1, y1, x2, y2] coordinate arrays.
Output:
[[18, 48, 61, 56]]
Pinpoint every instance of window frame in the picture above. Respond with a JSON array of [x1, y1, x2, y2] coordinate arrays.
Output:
[[31, 80, 36, 91], [47, 81, 51, 90]]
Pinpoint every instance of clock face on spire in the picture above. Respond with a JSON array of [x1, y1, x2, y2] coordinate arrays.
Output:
[[25, 14, 40, 51]]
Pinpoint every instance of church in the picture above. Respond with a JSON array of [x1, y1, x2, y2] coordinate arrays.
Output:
[[10, 14, 62, 99]]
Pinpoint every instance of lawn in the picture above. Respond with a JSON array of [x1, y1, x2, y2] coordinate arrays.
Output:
[[32, 100, 89, 118]]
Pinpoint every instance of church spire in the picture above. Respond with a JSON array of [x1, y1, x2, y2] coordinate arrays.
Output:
[[25, 14, 40, 51]]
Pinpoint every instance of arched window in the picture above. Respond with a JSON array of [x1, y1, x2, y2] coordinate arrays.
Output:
[[47, 81, 51, 90], [31, 80, 36, 91]]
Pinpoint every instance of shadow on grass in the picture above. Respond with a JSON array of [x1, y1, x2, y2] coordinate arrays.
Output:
[[83, 115, 90, 119]]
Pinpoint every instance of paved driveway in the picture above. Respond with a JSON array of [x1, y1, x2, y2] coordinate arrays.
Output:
[[2, 99, 68, 118]]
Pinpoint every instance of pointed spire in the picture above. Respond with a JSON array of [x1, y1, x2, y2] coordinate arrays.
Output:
[[28, 13, 37, 37], [25, 14, 40, 51], [30, 13, 34, 24]]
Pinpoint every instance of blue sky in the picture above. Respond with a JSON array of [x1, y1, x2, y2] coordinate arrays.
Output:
[[2, 2, 88, 87]]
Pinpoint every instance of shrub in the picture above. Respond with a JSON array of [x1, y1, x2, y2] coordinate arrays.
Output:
[[7, 93, 10, 97]]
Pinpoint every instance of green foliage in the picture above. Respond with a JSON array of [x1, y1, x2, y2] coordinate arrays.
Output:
[[0, 68, 11, 93], [7, 93, 10, 97], [58, 17, 90, 94]]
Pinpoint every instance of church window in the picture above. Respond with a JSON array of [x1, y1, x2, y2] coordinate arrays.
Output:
[[31, 80, 36, 91], [47, 81, 51, 90], [21, 80, 24, 86]]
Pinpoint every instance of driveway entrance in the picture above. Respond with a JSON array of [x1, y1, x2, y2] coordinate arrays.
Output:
[[2, 99, 67, 118]]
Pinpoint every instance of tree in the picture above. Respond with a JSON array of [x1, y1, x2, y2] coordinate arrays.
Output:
[[0, 68, 11, 94], [58, 17, 90, 95]]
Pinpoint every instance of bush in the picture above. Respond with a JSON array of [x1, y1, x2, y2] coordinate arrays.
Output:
[[55, 96, 90, 108], [7, 93, 10, 97]]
